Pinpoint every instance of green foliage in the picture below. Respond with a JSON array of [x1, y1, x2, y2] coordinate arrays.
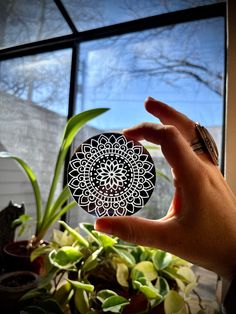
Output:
[[0, 108, 109, 245], [27, 222, 200, 314]]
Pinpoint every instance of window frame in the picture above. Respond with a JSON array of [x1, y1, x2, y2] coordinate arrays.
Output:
[[0, 0, 227, 200]]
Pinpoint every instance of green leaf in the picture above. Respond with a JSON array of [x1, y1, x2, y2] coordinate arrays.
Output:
[[49, 246, 83, 269], [140, 247, 152, 261], [92, 230, 117, 247], [170, 256, 192, 267], [30, 244, 52, 262], [152, 250, 172, 270], [132, 261, 157, 281], [184, 281, 198, 297], [97, 289, 118, 303], [155, 277, 169, 297], [68, 279, 94, 292], [156, 169, 171, 182], [40, 108, 109, 236], [48, 185, 71, 219], [102, 296, 129, 313], [12, 214, 31, 228], [82, 247, 103, 272], [54, 281, 72, 307], [130, 268, 144, 281], [52, 229, 75, 247], [116, 263, 129, 287], [161, 267, 188, 283], [0, 151, 42, 226], [177, 266, 196, 284], [112, 247, 136, 266], [38, 267, 59, 289], [74, 288, 90, 314], [20, 288, 47, 302], [59, 221, 89, 247], [144, 145, 160, 150], [134, 280, 162, 300], [164, 290, 187, 314], [80, 223, 100, 245], [39, 202, 77, 239]]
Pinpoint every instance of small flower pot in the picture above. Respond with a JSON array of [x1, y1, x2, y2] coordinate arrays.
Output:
[[0, 270, 39, 313], [3, 240, 44, 274]]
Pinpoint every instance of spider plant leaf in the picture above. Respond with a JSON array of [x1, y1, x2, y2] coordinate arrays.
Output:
[[42, 108, 109, 232], [156, 169, 171, 182], [0, 151, 42, 225]]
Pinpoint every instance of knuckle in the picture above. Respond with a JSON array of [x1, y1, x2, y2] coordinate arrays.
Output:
[[125, 218, 139, 244], [164, 125, 179, 137], [140, 122, 152, 130]]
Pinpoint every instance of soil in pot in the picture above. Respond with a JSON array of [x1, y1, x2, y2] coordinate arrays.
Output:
[[0, 270, 39, 314], [3, 240, 45, 274]]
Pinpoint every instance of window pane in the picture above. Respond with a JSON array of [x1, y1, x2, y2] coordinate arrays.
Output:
[[62, 0, 224, 32], [68, 17, 225, 226], [0, 0, 72, 49], [0, 49, 72, 234]]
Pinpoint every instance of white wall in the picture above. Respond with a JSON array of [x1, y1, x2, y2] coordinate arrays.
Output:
[[225, 0, 236, 194]]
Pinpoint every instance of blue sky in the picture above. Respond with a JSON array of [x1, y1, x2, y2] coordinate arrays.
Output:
[[76, 17, 224, 130]]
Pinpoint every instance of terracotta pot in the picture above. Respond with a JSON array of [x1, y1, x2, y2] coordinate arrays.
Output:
[[0, 270, 39, 314], [3, 240, 44, 274]]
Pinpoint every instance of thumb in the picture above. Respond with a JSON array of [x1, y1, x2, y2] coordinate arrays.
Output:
[[95, 216, 178, 251]]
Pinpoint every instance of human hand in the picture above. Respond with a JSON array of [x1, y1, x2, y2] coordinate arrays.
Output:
[[95, 97, 236, 279]]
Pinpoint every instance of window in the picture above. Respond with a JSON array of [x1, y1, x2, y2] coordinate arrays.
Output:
[[0, 0, 226, 228], [0, 49, 72, 213]]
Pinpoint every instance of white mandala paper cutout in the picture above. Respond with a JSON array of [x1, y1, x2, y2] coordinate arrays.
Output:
[[68, 133, 156, 217]]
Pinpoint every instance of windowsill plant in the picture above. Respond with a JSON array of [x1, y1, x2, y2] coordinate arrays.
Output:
[[0, 108, 108, 270], [20, 221, 201, 314]]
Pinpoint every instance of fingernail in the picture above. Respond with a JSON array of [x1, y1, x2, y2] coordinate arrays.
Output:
[[146, 96, 156, 101], [95, 218, 113, 235]]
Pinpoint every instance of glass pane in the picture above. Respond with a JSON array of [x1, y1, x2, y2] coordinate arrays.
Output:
[[68, 17, 225, 226], [62, 0, 224, 32], [0, 49, 72, 237], [0, 0, 72, 49]]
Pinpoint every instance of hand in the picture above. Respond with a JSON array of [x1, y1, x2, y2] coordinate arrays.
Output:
[[95, 97, 236, 279]]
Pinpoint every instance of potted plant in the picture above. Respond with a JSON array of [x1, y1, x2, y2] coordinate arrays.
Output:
[[0, 108, 109, 272], [21, 221, 202, 314], [0, 270, 39, 314]]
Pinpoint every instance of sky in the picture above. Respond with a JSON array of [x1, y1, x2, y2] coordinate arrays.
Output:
[[75, 17, 225, 131]]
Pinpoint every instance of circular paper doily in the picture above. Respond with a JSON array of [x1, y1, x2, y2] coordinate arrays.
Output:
[[68, 133, 156, 217]]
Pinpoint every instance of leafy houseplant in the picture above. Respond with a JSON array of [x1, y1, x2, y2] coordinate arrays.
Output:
[[23, 222, 201, 314], [0, 108, 108, 258]]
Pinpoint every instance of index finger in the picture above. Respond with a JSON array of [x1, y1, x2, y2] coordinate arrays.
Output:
[[145, 97, 197, 142], [123, 122, 201, 182]]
